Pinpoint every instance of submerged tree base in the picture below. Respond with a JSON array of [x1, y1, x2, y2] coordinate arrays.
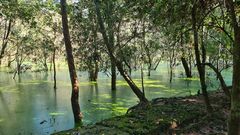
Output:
[[53, 91, 229, 135]]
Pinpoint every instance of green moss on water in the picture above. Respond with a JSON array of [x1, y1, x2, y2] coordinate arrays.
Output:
[[177, 77, 200, 81], [115, 79, 167, 89], [0, 87, 20, 93], [49, 112, 65, 116]]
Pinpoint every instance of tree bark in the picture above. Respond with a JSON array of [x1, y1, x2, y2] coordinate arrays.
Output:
[[60, 0, 82, 123], [111, 59, 116, 90], [226, 0, 240, 134], [94, 0, 148, 103], [180, 32, 192, 78], [192, 4, 212, 112], [181, 57, 192, 78], [0, 19, 12, 65], [53, 47, 57, 89]]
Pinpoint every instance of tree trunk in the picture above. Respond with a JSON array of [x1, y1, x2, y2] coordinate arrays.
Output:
[[0, 19, 12, 65], [94, 0, 148, 103], [60, 0, 82, 123], [43, 48, 48, 71], [226, 0, 240, 134], [204, 63, 230, 97], [153, 58, 161, 70], [192, 5, 212, 112], [53, 47, 57, 89], [141, 62, 145, 98], [89, 62, 98, 81], [180, 32, 192, 78], [148, 63, 151, 76], [111, 59, 116, 90], [181, 57, 192, 78]]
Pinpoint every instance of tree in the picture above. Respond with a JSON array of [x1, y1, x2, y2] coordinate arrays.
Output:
[[94, 0, 148, 103], [225, 0, 240, 134], [191, 2, 212, 112], [60, 0, 82, 123]]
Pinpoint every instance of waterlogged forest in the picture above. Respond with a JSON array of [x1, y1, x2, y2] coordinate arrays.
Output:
[[0, 0, 240, 135]]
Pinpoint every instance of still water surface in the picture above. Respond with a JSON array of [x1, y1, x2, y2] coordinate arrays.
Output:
[[0, 64, 232, 135]]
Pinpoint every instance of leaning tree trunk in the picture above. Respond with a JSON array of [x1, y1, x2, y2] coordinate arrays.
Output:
[[60, 0, 82, 123], [0, 19, 12, 65], [226, 0, 240, 134], [204, 63, 230, 97], [192, 4, 212, 112], [94, 0, 148, 103]]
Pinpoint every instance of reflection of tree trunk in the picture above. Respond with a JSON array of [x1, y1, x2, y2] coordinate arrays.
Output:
[[192, 5, 212, 112], [0, 92, 10, 115], [111, 90, 116, 103], [94, 0, 148, 103], [60, 0, 82, 124]]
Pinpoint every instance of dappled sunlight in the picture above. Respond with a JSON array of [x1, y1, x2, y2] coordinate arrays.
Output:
[[0, 119, 4, 123], [177, 77, 200, 81], [49, 112, 65, 116]]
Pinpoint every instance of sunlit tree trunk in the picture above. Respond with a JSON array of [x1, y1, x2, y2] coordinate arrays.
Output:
[[60, 0, 82, 123]]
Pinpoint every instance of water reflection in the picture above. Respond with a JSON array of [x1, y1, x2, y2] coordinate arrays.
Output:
[[0, 66, 232, 135]]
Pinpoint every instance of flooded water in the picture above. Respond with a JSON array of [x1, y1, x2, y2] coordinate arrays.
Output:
[[0, 64, 232, 135]]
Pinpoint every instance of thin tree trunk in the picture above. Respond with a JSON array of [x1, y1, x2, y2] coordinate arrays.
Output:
[[53, 47, 57, 89], [60, 0, 82, 123], [226, 0, 240, 134], [43, 48, 48, 71], [111, 59, 116, 90], [153, 58, 161, 70], [141, 62, 145, 98], [192, 4, 212, 112]]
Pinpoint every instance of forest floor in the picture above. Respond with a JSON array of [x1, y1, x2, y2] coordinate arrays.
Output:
[[54, 91, 229, 135]]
